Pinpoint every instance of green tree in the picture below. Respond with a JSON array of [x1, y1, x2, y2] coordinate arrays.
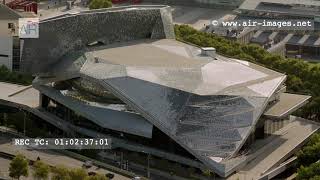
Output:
[[9, 154, 29, 180], [0, 65, 33, 85], [201, 169, 214, 177], [33, 161, 50, 180], [297, 161, 320, 180], [306, 133, 320, 146], [89, 0, 112, 9], [297, 133, 320, 166], [310, 175, 320, 180], [51, 165, 71, 180], [69, 168, 88, 180], [85, 174, 108, 180]]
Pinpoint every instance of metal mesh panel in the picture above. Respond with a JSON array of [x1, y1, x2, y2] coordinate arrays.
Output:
[[101, 77, 263, 159]]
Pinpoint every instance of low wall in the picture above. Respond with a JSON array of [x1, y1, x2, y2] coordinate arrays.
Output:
[[142, 0, 243, 9]]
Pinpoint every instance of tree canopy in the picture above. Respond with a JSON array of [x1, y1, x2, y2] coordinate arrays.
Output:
[[89, 0, 112, 9], [85, 174, 108, 180], [9, 154, 29, 180], [297, 133, 320, 166], [33, 160, 50, 180], [51, 165, 71, 180], [297, 161, 320, 180], [0, 65, 33, 85], [69, 168, 88, 180], [51, 165, 109, 180]]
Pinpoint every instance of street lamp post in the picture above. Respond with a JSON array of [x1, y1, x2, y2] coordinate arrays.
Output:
[[19, 109, 26, 136], [23, 111, 26, 136], [147, 153, 150, 178], [4, 113, 7, 133]]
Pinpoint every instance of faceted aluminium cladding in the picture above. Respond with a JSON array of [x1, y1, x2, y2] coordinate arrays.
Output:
[[32, 38, 285, 176], [22, 7, 286, 177], [75, 41, 285, 177]]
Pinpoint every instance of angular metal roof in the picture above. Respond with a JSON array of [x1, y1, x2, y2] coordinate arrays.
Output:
[[35, 38, 285, 176], [22, 7, 287, 177]]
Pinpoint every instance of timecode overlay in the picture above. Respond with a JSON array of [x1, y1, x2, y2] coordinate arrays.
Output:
[[12, 138, 112, 149]]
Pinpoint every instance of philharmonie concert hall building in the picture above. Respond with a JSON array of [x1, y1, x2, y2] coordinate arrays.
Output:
[[16, 5, 319, 179]]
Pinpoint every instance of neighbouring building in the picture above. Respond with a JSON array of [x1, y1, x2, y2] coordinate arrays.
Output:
[[141, 0, 243, 9], [0, 3, 37, 71], [0, 3, 22, 71], [236, 0, 320, 61]]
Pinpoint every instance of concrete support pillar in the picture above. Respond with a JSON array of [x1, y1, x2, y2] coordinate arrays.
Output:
[[147, 154, 150, 178], [299, 46, 302, 55], [3, 113, 7, 131], [40, 94, 50, 108], [255, 117, 265, 139]]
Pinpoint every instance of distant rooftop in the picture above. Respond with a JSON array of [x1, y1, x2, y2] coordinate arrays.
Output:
[[239, 0, 320, 16], [0, 3, 22, 20], [40, 5, 170, 22]]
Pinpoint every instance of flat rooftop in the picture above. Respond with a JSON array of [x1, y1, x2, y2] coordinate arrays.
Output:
[[0, 3, 22, 20], [0, 82, 39, 108], [287, 34, 320, 46], [264, 93, 311, 118], [250, 31, 272, 45]]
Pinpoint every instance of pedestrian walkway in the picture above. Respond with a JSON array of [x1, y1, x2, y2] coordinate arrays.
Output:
[[227, 117, 319, 180]]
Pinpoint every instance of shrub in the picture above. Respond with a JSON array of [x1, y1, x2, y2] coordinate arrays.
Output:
[[89, 0, 112, 9]]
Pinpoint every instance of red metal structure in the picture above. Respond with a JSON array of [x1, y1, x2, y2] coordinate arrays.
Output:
[[112, 0, 142, 4], [6, 0, 38, 14]]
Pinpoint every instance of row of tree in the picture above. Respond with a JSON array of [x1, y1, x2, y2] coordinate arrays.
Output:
[[297, 133, 320, 166], [297, 161, 320, 180], [174, 25, 320, 121], [9, 154, 109, 180], [296, 133, 320, 179]]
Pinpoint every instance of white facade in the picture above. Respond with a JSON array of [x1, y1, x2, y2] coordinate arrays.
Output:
[[0, 19, 17, 71], [0, 36, 13, 70], [0, 19, 18, 36]]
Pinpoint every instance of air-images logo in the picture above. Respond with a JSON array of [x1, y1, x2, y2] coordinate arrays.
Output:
[[19, 18, 39, 38]]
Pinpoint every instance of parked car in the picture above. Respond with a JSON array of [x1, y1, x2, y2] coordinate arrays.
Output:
[[88, 171, 97, 176], [132, 177, 141, 180], [105, 173, 114, 179], [83, 160, 93, 168]]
